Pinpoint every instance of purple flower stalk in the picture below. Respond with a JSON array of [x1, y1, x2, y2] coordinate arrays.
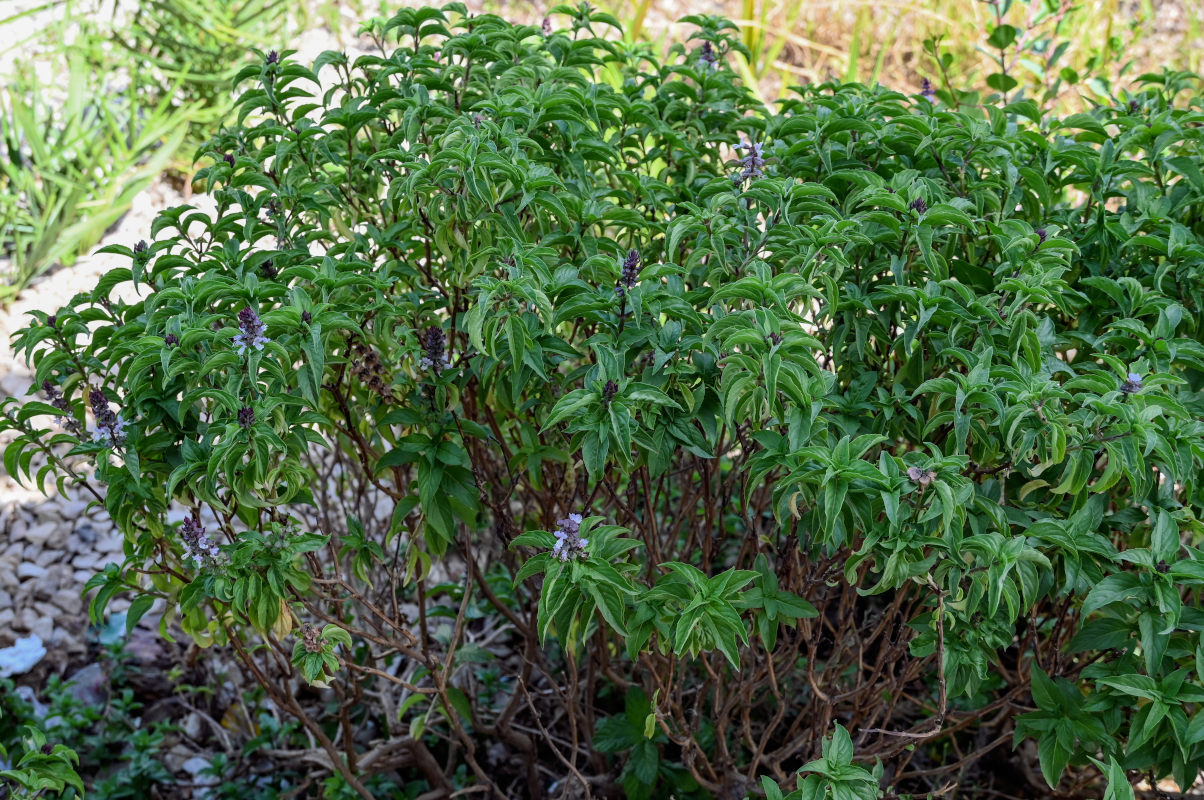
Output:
[[238, 406, 255, 429], [734, 138, 766, 184], [541, 16, 552, 35], [616, 249, 641, 297], [88, 388, 127, 448], [164, 333, 179, 347], [699, 41, 718, 70], [419, 326, 451, 374], [1032, 228, 1047, 254], [1121, 372, 1143, 394], [266, 50, 279, 65], [909, 198, 928, 215], [42, 381, 81, 436], [552, 513, 589, 562], [233, 307, 270, 355], [920, 78, 936, 99], [602, 380, 618, 404], [180, 516, 220, 567]]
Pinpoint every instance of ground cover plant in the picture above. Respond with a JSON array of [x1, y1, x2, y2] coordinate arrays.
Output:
[[4, 3, 1204, 797]]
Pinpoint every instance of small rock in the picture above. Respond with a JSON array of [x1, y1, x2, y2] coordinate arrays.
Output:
[[181, 712, 203, 741], [29, 616, 54, 643], [71, 552, 101, 570], [0, 608, 13, 629], [16, 562, 47, 580], [22, 521, 59, 546], [51, 589, 82, 615], [14, 686, 48, 720], [34, 548, 60, 567], [60, 499, 90, 519], [73, 569, 94, 584], [0, 635, 46, 677], [96, 532, 123, 554], [74, 521, 97, 547], [65, 663, 108, 708]]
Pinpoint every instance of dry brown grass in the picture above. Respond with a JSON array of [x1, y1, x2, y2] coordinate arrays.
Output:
[[553, 0, 1204, 103]]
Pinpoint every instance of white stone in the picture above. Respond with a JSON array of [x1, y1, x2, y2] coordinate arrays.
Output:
[[60, 500, 90, 519], [96, 533, 124, 554], [0, 635, 46, 677], [22, 521, 59, 545], [16, 563, 47, 580], [29, 616, 54, 643], [71, 552, 101, 570], [34, 548, 60, 568]]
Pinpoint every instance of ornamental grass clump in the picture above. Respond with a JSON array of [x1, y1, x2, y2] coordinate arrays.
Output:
[[5, 5, 1204, 799]]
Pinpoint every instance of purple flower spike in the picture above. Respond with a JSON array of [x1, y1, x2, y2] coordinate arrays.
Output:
[[89, 388, 128, 448], [233, 306, 270, 355], [551, 513, 588, 561], [181, 515, 221, 568], [419, 326, 451, 374], [734, 138, 766, 184], [1121, 373, 1144, 394], [616, 249, 641, 297]]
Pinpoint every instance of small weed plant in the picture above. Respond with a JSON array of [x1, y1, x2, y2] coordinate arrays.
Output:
[[4, 4, 1204, 798]]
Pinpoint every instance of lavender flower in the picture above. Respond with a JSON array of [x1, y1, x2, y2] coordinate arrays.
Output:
[[133, 240, 148, 255], [238, 406, 255, 429], [920, 78, 936, 100], [552, 513, 589, 562], [180, 515, 220, 567], [164, 333, 179, 347], [419, 326, 451, 374], [909, 198, 928, 215], [301, 310, 312, 325], [89, 388, 127, 448], [266, 50, 279, 65], [260, 259, 278, 280], [47, 315, 57, 329], [233, 306, 270, 355], [541, 16, 552, 35], [42, 381, 82, 436], [1121, 372, 1143, 394], [699, 41, 718, 70], [223, 153, 235, 167], [616, 249, 641, 297], [767, 332, 782, 346], [733, 138, 766, 184]]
